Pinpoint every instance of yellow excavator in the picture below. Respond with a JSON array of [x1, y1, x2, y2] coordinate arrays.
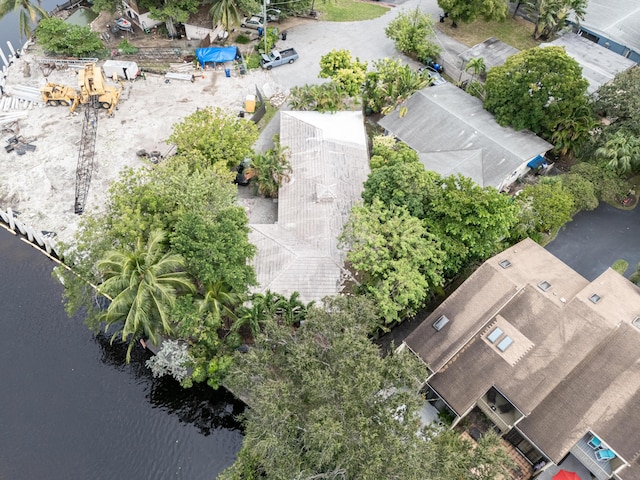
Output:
[[40, 63, 122, 115], [41, 63, 124, 214]]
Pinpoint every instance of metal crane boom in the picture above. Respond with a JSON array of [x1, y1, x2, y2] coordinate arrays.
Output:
[[74, 96, 99, 215]]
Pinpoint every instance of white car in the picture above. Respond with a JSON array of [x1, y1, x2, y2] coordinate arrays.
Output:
[[241, 16, 264, 29]]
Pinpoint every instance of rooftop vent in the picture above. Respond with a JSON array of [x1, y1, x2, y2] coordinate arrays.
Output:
[[497, 336, 514, 352], [589, 294, 601, 304], [487, 327, 504, 343], [633, 317, 640, 330], [433, 315, 450, 332], [499, 259, 512, 269], [538, 281, 551, 292]]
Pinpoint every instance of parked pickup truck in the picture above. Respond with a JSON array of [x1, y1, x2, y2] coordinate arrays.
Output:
[[260, 48, 298, 70]]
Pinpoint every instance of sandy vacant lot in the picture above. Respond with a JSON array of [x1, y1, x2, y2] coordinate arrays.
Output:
[[1, 49, 281, 245]]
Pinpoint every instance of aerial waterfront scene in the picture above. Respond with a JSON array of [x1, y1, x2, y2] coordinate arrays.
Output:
[[1, 0, 639, 478]]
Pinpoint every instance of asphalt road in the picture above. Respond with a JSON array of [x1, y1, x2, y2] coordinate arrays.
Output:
[[545, 203, 640, 281]]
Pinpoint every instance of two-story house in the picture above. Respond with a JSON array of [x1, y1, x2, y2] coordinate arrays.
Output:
[[401, 238, 640, 480]]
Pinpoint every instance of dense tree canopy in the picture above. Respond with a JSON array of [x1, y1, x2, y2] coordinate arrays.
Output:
[[59, 151, 256, 386], [369, 135, 420, 170], [363, 164, 519, 277], [168, 107, 259, 170], [438, 0, 507, 25], [516, 181, 574, 235], [484, 46, 590, 141], [220, 296, 513, 479], [594, 67, 640, 132], [517, 0, 588, 40], [340, 199, 446, 323], [318, 49, 368, 97], [35, 18, 103, 56]]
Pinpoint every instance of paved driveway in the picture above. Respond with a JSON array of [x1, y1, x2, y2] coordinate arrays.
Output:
[[545, 203, 640, 281]]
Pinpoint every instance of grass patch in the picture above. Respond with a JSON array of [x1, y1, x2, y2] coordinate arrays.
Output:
[[315, 0, 389, 22], [235, 34, 251, 44], [612, 259, 629, 275], [437, 16, 539, 50]]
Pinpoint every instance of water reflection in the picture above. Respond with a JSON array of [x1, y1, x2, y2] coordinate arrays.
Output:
[[93, 333, 245, 436]]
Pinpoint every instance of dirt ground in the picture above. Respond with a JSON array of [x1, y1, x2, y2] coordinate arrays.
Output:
[[0, 43, 284, 245]]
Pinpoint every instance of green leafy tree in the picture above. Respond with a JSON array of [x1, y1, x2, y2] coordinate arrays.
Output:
[[594, 67, 640, 133], [318, 49, 368, 97], [521, 0, 588, 40], [484, 46, 590, 141], [171, 208, 256, 292], [595, 130, 640, 175], [438, 0, 507, 26], [362, 162, 442, 219], [208, 0, 242, 33], [0, 0, 47, 38], [569, 162, 627, 202], [148, 0, 199, 25], [369, 135, 419, 170], [422, 174, 519, 276], [561, 173, 599, 213], [340, 199, 446, 323], [362, 58, 430, 116], [516, 181, 574, 235], [168, 107, 259, 170], [35, 18, 103, 56], [220, 296, 513, 479], [385, 8, 441, 61], [550, 103, 597, 156], [96, 229, 195, 362]]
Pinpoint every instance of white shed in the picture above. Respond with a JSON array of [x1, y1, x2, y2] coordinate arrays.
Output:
[[102, 60, 139, 80]]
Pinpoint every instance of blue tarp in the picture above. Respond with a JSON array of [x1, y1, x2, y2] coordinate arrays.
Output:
[[527, 155, 546, 169], [196, 47, 240, 67]]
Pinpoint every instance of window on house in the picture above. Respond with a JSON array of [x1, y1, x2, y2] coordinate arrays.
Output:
[[487, 327, 504, 343], [538, 281, 551, 292], [589, 294, 601, 304], [499, 259, 512, 269], [432, 315, 450, 331], [497, 336, 514, 352]]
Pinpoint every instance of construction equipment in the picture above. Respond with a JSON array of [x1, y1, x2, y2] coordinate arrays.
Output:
[[40, 63, 122, 115], [39, 63, 123, 214]]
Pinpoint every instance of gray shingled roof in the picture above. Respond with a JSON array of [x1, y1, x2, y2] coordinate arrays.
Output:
[[249, 111, 370, 303], [378, 84, 552, 189], [542, 33, 636, 94], [458, 37, 520, 71], [579, 0, 640, 55], [405, 239, 640, 473]]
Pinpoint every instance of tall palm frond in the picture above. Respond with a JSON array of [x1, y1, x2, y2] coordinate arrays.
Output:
[[97, 229, 195, 362], [0, 0, 48, 39]]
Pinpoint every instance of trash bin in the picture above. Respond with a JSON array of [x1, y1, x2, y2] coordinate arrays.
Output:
[[224, 68, 230, 77], [239, 64, 246, 75], [245, 94, 256, 113], [281, 31, 287, 40], [257, 27, 263, 37]]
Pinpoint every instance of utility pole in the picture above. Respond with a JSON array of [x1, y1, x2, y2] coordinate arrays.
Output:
[[263, 0, 269, 54]]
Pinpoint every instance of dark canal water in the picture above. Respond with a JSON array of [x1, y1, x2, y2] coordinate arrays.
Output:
[[0, 227, 244, 479]]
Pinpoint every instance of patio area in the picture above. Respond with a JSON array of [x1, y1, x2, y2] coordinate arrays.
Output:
[[535, 454, 594, 480]]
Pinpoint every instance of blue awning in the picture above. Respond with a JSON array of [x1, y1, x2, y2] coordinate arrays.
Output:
[[527, 155, 546, 169]]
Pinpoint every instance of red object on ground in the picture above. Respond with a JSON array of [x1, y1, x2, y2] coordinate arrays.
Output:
[[553, 470, 581, 480]]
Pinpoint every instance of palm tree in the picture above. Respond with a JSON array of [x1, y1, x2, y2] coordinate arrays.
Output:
[[532, 0, 588, 40], [198, 280, 242, 326], [208, 0, 241, 38], [246, 136, 292, 198], [595, 130, 640, 174], [0, 0, 48, 39], [97, 229, 195, 362], [464, 57, 486, 82]]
